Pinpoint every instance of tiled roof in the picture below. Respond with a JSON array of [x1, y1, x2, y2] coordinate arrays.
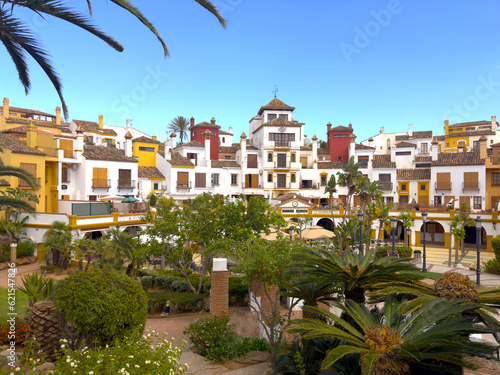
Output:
[[261, 117, 303, 127], [445, 130, 495, 138], [138, 166, 165, 179], [318, 161, 347, 169], [175, 140, 204, 148], [211, 160, 241, 168], [82, 145, 137, 162], [395, 141, 417, 148], [219, 145, 239, 153], [0, 134, 46, 156], [395, 131, 433, 141], [449, 120, 497, 128], [258, 98, 295, 115], [372, 154, 396, 169], [158, 144, 165, 157], [190, 122, 221, 129], [73, 120, 117, 135], [397, 168, 431, 180], [329, 125, 352, 132], [7, 106, 54, 117], [132, 136, 161, 144], [431, 152, 485, 166], [415, 156, 432, 162], [167, 152, 194, 167], [433, 135, 445, 141], [247, 145, 258, 150], [219, 130, 233, 135], [355, 143, 375, 150], [5, 117, 71, 131], [491, 142, 500, 147], [0, 179, 10, 186], [276, 193, 310, 203], [318, 148, 330, 154]]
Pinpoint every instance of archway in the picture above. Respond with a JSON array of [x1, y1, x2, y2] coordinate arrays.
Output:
[[83, 231, 103, 240], [317, 218, 334, 231], [123, 225, 143, 238], [464, 226, 486, 250], [420, 221, 445, 247]]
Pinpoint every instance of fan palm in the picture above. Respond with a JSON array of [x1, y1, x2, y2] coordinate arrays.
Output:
[[324, 174, 337, 228], [0, 0, 226, 118], [43, 221, 72, 268], [168, 116, 190, 144], [287, 297, 499, 375], [104, 228, 143, 275], [291, 247, 425, 304], [337, 156, 362, 219]]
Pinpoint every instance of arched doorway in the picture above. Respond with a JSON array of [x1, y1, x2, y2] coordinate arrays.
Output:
[[83, 231, 103, 240], [420, 221, 445, 247], [464, 226, 486, 250], [317, 218, 334, 231]]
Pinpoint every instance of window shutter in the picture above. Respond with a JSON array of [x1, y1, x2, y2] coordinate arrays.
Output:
[[459, 196, 470, 209], [195, 173, 206, 188], [177, 172, 189, 187], [464, 172, 478, 189], [436, 172, 451, 189], [247, 154, 257, 168]]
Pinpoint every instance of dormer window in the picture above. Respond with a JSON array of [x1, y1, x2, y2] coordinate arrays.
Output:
[[279, 114, 288, 120], [267, 114, 277, 122]]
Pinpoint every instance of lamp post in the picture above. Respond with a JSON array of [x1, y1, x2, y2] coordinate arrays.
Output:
[[390, 216, 398, 257], [357, 211, 364, 255], [475, 216, 482, 286], [406, 227, 411, 247], [422, 211, 428, 272]]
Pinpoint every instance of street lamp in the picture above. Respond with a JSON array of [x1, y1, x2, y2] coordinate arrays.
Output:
[[422, 211, 428, 272], [475, 216, 482, 286], [357, 211, 364, 255], [390, 216, 398, 257], [406, 227, 411, 247]]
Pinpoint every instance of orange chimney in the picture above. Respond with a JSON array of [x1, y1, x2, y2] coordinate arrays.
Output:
[[98, 114, 103, 129], [56, 107, 61, 125], [2, 98, 9, 117], [444, 119, 449, 135], [211, 117, 216, 125], [190, 117, 195, 127], [26, 121, 37, 148]]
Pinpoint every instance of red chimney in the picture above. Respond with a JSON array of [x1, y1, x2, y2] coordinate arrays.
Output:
[[190, 117, 195, 127], [211, 117, 216, 125], [348, 123, 352, 129]]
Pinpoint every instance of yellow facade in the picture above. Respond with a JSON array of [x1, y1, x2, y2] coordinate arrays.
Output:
[[134, 141, 158, 167]]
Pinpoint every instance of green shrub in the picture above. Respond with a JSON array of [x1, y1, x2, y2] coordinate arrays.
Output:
[[168, 293, 204, 311], [492, 236, 500, 260], [52, 329, 187, 374], [171, 279, 190, 293], [484, 258, 500, 275], [183, 313, 235, 356], [40, 265, 57, 274], [375, 246, 413, 260], [206, 336, 271, 363], [141, 275, 155, 291], [146, 291, 169, 313], [17, 241, 36, 258], [54, 268, 147, 347], [156, 275, 181, 291], [136, 268, 158, 277], [228, 276, 249, 304]]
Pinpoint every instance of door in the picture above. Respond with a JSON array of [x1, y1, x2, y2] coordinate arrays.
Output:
[[277, 174, 286, 188], [277, 154, 286, 168]]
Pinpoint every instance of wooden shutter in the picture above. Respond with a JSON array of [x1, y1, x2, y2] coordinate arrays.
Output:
[[247, 154, 257, 168], [300, 157, 308, 168], [61, 167, 69, 183], [444, 196, 455, 206], [436, 172, 451, 189], [245, 174, 249, 188], [277, 154, 286, 168], [418, 195, 429, 205], [19, 163, 37, 187], [195, 173, 206, 188], [118, 169, 131, 187], [277, 174, 286, 188], [177, 172, 189, 187], [93, 168, 107, 187], [459, 196, 470, 209], [464, 172, 478, 189], [353, 196, 361, 207], [339, 195, 347, 206], [60, 139, 74, 158]]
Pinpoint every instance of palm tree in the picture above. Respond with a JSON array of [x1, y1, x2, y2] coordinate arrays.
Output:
[[168, 116, 190, 144], [291, 247, 424, 304], [324, 174, 337, 228], [43, 221, 72, 268], [376, 205, 390, 249], [104, 228, 143, 276], [0, 1, 226, 118], [337, 156, 362, 220], [287, 297, 498, 375]]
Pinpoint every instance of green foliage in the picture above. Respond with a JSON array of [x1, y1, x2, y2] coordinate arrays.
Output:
[[39, 265, 57, 273], [205, 336, 272, 363], [141, 275, 155, 291], [491, 236, 500, 259], [51, 329, 187, 374], [53, 268, 147, 347], [43, 221, 72, 269], [375, 246, 413, 259], [183, 313, 235, 357], [155, 275, 180, 291], [17, 272, 54, 307], [146, 291, 204, 313], [171, 279, 190, 293], [148, 192, 158, 207], [228, 276, 249, 304], [483, 258, 500, 275]]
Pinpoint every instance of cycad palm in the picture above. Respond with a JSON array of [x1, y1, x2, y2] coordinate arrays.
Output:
[[287, 297, 498, 375], [0, 0, 225, 118], [168, 116, 190, 144]]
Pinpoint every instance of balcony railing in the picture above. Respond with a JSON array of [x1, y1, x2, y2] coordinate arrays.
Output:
[[300, 181, 320, 189], [462, 182, 480, 192], [176, 182, 192, 191], [274, 182, 291, 189], [379, 182, 393, 191], [274, 161, 290, 169], [118, 179, 135, 190], [92, 179, 111, 190], [435, 182, 452, 190], [274, 141, 291, 148]]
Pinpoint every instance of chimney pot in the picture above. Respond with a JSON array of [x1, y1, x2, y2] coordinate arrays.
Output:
[[98, 114, 103, 129], [348, 123, 352, 129], [152, 135, 157, 141], [190, 117, 195, 127], [56, 107, 61, 125], [380, 127, 384, 134], [211, 117, 216, 125]]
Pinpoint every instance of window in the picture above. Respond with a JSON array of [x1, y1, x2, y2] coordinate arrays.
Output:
[[463, 172, 478, 189], [139, 146, 155, 152], [291, 153, 296, 162], [267, 114, 277, 121], [358, 156, 369, 168], [321, 175, 327, 186], [118, 169, 132, 188], [421, 143, 428, 154], [399, 196, 409, 204], [84, 135, 93, 144], [211, 132, 215, 136], [222, 137, 225, 143], [103, 138, 113, 146], [89, 195, 97, 201], [338, 156, 343, 161], [92, 167, 108, 188], [474, 196, 482, 209], [493, 173, 500, 186], [247, 154, 258, 168], [61, 167, 70, 183], [420, 184, 426, 191], [19, 163, 37, 187], [177, 172, 189, 188], [195, 173, 206, 188], [60, 139, 74, 158], [333, 134, 348, 138], [231, 174, 238, 185], [436, 172, 451, 189], [401, 184, 407, 191], [386, 197, 394, 204], [269, 133, 295, 146], [193, 132, 197, 137], [396, 151, 411, 156], [187, 153, 198, 166], [225, 155, 232, 160], [291, 173, 296, 183], [268, 152, 273, 162], [153, 182, 159, 190], [211, 173, 219, 186], [473, 141, 479, 152], [279, 114, 288, 120], [379, 174, 391, 190], [268, 173, 273, 182]]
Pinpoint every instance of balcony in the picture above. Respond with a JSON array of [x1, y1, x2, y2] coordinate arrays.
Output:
[[176, 182, 192, 191], [462, 182, 480, 192], [92, 179, 111, 191], [435, 182, 452, 191], [274, 182, 292, 189], [117, 179, 136, 191], [300, 181, 320, 189], [274, 161, 290, 169], [379, 182, 393, 191], [274, 141, 291, 148]]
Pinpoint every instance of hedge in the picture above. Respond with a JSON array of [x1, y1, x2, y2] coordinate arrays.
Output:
[[146, 291, 204, 313], [375, 246, 413, 260]]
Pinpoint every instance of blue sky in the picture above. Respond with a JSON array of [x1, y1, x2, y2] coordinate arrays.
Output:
[[2, 0, 500, 143]]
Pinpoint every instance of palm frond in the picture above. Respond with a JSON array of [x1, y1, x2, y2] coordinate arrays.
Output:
[[193, 0, 227, 28], [0, 196, 36, 212]]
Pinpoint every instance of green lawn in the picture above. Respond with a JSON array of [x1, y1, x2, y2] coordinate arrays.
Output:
[[0, 287, 30, 325]]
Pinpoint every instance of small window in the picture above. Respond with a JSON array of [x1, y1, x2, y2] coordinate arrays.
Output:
[[291, 153, 296, 162], [139, 146, 155, 152], [291, 174, 296, 183], [267, 114, 277, 122], [421, 143, 428, 154], [268, 152, 273, 162], [401, 184, 407, 191], [211, 132, 215, 136], [474, 196, 482, 209], [420, 184, 426, 191], [231, 174, 237, 185], [268, 173, 272, 182], [193, 131, 197, 137], [321, 176, 327, 186], [211, 174, 219, 186], [153, 182, 159, 190], [89, 195, 97, 201], [493, 173, 500, 186], [386, 197, 394, 204], [222, 137, 225, 143], [225, 155, 231, 160], [338, 156, 343, 161], [279, 114, 288, 120]]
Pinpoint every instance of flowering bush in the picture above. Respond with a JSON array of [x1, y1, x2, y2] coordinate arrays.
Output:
[[183, 313, 235, 356], [50, 330, 187, 375], [0, 316, 27, 344]]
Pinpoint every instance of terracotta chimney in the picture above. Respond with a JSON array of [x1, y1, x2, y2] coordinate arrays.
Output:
[[190, 117, 195, 128], [444, 119, 449, 135], [479, 135, 487, 160], [124, 131, 133, 157], [492, 116, 497, 131], [56, 107, 61, 125], [98, 114, 103, 129], [211, 117, 216, 125], [152, 135, 157, 141], [2, 98, 9, 117], [229, 127, 233, 134], [348, 123, 352, 129], [327, 122, 332, 132], [380, 127, 384, 134]]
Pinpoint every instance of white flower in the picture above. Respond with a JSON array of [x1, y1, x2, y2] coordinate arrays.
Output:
[[89, 372, 94, 375], [70, 362, 75, 367], [61, 344, 65, 348], [145, 360, 151, 364]]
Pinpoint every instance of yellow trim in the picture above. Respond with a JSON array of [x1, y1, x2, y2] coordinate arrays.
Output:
[[172, 165, 195, 169], [320, 171, 328, 175]]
